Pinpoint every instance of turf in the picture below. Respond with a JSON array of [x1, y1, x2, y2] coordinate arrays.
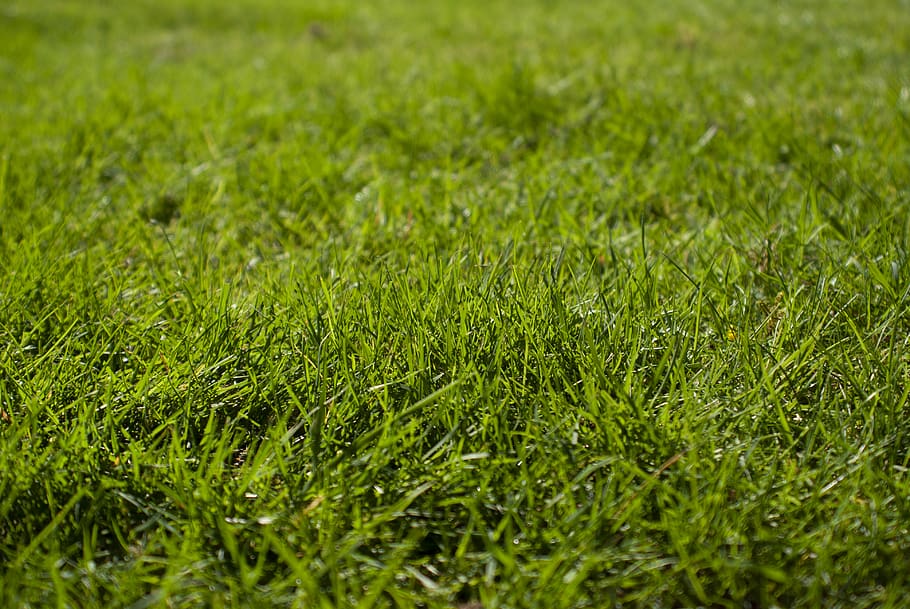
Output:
[[2, 0, 910, 607]]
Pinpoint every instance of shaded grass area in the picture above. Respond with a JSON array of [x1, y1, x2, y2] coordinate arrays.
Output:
[[2, 0, 910, 606]]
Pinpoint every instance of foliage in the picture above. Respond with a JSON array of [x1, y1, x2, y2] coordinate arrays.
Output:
[[1, 0, 910, 606]]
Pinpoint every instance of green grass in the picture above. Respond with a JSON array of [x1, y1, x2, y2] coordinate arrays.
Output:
[[2, 0, 910, 606]]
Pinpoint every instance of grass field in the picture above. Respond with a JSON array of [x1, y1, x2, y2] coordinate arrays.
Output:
[[2, 0, 910, 607]]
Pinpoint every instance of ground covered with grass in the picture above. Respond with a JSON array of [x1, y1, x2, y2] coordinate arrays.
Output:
[[2, 0, 910, 607]]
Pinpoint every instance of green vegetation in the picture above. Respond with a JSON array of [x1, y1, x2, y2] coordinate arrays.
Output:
[[2, 0, 910, 606]]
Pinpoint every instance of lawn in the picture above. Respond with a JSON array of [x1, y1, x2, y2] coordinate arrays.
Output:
[[2, 0, 910, 607]]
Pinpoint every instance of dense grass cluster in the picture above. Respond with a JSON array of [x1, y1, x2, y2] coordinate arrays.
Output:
[[2, 0, 910, 606]]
